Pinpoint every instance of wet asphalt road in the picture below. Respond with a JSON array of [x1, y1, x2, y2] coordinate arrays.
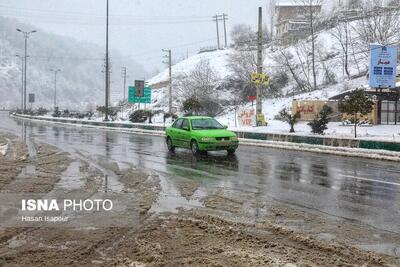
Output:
[[1, 111, 400, 234]]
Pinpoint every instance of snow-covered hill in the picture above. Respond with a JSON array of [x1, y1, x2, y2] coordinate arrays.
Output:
[[146, 17, 394, 122], [148, 51, 359, 118], [0, 16, 145, 110]]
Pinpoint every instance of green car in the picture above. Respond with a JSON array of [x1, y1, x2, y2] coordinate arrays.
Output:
[[165, 116, 239, 155]]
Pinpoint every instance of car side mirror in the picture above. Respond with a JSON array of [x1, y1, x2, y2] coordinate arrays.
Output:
[[223, 125, 228, 129], [183, 127, 190, 131]]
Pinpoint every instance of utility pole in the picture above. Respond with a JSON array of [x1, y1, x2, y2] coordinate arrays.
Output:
[[163, 49, 172, 113], [212, 15, 220, 49], [15, 55, 24, 110], [222, 14, 228, 47], [16, 28, 36, 114], [104, 0, 110, 121], [108, 59, 112, 105], [121, 67, 127, 101], [50, 69, 61, 109], [256, 7, 263, 116]]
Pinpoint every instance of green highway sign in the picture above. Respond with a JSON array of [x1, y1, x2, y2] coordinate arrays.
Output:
[[128, 86, 152, 104]]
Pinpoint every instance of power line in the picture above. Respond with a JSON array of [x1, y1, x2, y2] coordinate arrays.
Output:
[[0, 4, 211, 19]]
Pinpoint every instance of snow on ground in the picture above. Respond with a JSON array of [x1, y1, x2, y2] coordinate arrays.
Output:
[[215, 75, 391, 141], [148, 49, 232, 85], [227, 121, 400, 142]]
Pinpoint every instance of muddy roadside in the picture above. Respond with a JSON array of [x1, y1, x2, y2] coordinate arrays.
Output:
[[0, 132, 399, 266]]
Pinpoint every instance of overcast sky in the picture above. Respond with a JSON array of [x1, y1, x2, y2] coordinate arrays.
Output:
[[0, 0, 272, 74]]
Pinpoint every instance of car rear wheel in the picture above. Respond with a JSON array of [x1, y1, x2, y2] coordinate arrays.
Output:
[[227, 149, 236, 155], [191, 140, 199, 155], [166, 137, 175, 152]]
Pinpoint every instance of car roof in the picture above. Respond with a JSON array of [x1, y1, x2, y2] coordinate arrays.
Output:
[[180, 116, 212, 120]]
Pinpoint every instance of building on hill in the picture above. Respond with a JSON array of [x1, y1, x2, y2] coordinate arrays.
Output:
[[274, 1, 322, 44], [272, 0, 385, 44]]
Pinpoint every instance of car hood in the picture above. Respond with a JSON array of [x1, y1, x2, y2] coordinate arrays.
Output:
[[195, 129, 236, 137]]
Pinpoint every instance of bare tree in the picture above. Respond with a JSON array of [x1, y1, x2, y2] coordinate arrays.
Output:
[[294, 43, 313, 90], [330, 19, 351, 78], [176, 59, 222, 116], [230, 24, 256, 48], [226, 47, 258, 100], [353, 0, 400, 48], [273, 48, 308, 93], [296, 0, 324, 90]]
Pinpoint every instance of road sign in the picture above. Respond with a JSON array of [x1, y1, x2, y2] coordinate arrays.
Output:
[[128, 86, 151, 104], [135, 80, 145, 97], [251, 72, 270, 86], [28, 93, 35, 103], [369, 44, 398, 88]]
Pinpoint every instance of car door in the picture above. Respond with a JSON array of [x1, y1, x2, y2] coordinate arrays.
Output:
[[179, 119, 192, 148], [170, 119, 183, 147]]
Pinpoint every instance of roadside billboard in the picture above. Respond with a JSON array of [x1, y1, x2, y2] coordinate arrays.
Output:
[[369, 44, 398, 88], [237, 108, 256, 126]]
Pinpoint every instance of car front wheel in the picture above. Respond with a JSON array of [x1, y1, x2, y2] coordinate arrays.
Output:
[[166, 137, 175, 152], [191, 140, 199, 155], [227, 149, 236, 155]]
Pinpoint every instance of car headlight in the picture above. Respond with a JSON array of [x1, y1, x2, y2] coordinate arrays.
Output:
[[201, 137, 215, 142], [231, 136, 238, 141]]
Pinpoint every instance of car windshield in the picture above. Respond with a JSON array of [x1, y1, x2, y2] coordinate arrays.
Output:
[[191, 118, 224, 130]]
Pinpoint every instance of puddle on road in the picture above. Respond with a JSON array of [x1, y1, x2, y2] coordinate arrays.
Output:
[[71, 150, 124, 193], [56, 161, 85, 190], [17, 165, 36, 178], [26, 138, 37, 158], [150, 174, 205, 214], [316, 232, 336, 242]]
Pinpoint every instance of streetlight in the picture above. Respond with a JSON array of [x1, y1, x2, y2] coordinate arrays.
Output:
[[104, 0, 110, 121], [16, 28, 37, 113], [15, 54, 24, 111], [50, 69, 61, 110]]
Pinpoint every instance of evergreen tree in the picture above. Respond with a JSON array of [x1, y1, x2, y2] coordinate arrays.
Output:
[[308, 105, 333, 135], [339, 88, 374, 138]]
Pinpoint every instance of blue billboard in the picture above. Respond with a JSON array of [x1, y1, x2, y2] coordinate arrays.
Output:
[[369, 44, 398, 88]]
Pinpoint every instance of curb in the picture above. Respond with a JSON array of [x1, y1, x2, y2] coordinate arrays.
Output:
[[10, 114, 400, 162]]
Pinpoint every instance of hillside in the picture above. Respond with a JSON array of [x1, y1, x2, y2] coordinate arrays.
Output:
[[0, 16, 145, 110], [146, 18, 387, 122]]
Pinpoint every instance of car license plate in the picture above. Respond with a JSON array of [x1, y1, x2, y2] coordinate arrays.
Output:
[[219, 141, 229, 146]]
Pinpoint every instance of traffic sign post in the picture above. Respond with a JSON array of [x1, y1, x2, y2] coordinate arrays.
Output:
[[135, 80, 145, 97], [251, 72, 270, 87], [250, 72, 269, 126], [28, 93, 35, 103], [128, 86, 152, 104], [249, 95, 255, 107], [28, 93, 35, 110]]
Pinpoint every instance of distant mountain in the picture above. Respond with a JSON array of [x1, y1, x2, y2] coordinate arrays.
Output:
[[0, 16, 146, 110]]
